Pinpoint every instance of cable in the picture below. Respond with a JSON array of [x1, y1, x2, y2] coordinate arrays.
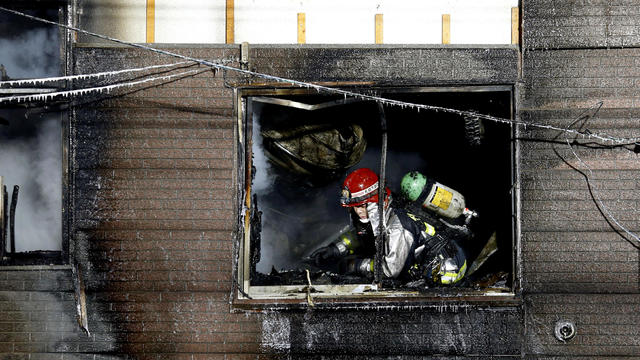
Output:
[[3, 6, 640, 145], [0, 61, 193, 87], [565, 139, 640, 248], [551, 103, 640, 248], [0, 68, 206, 104]]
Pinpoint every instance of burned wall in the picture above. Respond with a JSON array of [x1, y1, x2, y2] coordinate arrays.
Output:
[[59, 44, 523, 359], [6, 2, 639, 356], [521, 0, 640, 356]]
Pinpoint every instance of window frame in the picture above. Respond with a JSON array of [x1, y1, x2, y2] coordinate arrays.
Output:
[[233, 85, 521, 307]]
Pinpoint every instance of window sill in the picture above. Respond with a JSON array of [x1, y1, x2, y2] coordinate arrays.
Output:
[[232, 286, 520, 312]]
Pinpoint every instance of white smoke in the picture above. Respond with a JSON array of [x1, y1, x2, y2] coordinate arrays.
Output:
[[251, 112, 275, 194], [0, 116, 62, 252], [0, 27, 58, 79], [0, 12, 62, 253]]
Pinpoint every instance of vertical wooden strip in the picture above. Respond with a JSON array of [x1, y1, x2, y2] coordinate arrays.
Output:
[[375, 14, 383, 44], [145, 0, 155, 43], [297, 13, 306, 44], [442, 14, 450, 44], [226, 0, 234, 44], [511, 7, 519, 44]]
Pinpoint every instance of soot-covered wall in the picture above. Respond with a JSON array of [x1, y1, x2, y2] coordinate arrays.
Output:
[[1, 1, 640, 358], [66, 44, 523, 358], [521, 0, 640, 356]]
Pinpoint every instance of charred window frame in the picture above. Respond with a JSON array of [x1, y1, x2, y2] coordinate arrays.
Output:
[[0, 2, 71, 266], [234, 86, 519, 305]]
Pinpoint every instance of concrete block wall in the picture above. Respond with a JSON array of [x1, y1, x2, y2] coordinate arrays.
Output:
[[521, 0, 640, 356]]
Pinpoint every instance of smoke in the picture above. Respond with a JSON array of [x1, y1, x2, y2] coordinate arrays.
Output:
[[251, 110, 349, 273], [250, 102, 430, 273], [0, 7, 62, 252], [0, 27, 59, 79], [251, 113, 275, 195], [0, 115, 62, 252]]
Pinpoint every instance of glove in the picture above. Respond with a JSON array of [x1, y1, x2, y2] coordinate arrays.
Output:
[[338, 258, 372, 276], [309, 245, 340, 266]]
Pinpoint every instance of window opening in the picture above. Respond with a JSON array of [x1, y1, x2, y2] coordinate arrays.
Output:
[[239, 86, 515, 299], [0, 5, 66, 265]]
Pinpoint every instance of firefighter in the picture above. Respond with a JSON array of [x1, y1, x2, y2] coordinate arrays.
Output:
[[309, 168, 467, 286]]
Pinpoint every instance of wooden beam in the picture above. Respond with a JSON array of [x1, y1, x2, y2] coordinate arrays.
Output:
[[297, 13, 306, 44], [442, 14, 450, 44], [145, 0, 155, 43], [511, 7, 519, 45], [226, 0, 234, 44], [375, 14, 383, 44]]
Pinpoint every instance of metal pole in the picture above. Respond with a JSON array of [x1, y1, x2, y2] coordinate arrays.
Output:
[[9, 185, 19, 254]]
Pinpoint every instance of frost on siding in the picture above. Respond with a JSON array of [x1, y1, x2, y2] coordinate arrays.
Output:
[[261, 312, 291, 352]]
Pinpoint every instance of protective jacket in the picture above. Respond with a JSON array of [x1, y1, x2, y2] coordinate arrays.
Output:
[[332, 201, 467, 285]]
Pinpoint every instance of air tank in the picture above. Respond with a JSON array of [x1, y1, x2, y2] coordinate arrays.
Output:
[[400, 171, 475, 220]]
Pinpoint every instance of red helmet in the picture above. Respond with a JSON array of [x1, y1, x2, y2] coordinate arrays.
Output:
[[339, 168, 390, 207]]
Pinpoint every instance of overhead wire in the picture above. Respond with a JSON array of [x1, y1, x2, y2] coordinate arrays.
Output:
[[0, 68, 207, 104], [2, 6, 640, 145], [1, 6, 639, 248], [0, 61, 194, 87]]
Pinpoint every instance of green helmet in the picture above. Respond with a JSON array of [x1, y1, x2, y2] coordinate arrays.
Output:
[[400, 171, 427, 201]]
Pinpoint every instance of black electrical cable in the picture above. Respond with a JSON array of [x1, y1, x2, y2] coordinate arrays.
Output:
[[551, 103, 640, 249]]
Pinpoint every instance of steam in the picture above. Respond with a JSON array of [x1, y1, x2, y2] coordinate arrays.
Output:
[[0, 116, 62, 252]]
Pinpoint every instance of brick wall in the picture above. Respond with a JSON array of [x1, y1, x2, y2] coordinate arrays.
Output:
[[47, 44, 522, 358], [523, 0, 640, 49], [2, 1, 639, 357], [72, 46, 255, 358], [521, 0, 640, 356], [0, 269, 93, 358]]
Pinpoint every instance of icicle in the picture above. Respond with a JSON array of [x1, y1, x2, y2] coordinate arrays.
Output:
[[0, 61, 192, 88], [3, 7, 640, 145], [0, 68, 202, 105]]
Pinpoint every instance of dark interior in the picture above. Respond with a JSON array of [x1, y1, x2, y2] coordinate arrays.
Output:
[[247, 88, 514, 290]]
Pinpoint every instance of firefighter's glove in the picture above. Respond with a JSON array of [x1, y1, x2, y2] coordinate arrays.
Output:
[[309, 245, 340, 266], [338, 258, 372, 277]]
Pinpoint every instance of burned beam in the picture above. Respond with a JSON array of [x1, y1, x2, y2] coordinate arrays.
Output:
[[9, 185, 18, 254], [375, 102, 388, 285], [0, 180, 5, 261], [72, 263, 90, 336]]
